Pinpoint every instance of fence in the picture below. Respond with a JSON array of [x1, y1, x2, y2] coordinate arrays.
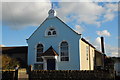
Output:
[[28, 70, 115, 80], [2, 70, 18, 80], [2, 71, 15, 80], [1, 69, 116, 80]]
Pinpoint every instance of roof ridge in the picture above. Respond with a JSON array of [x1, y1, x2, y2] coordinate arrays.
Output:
[[55, 16, 82, 35], [81, 38, 95, 49]]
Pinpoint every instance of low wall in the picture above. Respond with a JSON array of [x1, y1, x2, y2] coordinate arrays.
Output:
[[2, 71, 15, 80], [29, 70, 115, 80], [2, 70, 18, 80]]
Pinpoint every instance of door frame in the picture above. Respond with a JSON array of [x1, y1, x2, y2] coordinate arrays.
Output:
[[42, 56, 58, 70], [47, 59, 56, 70]]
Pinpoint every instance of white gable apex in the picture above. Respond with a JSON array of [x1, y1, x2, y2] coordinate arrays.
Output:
[[27, 16, 81, 41]]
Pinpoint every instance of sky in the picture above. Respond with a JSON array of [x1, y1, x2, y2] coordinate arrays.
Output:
[[0, 0, 120, 57]]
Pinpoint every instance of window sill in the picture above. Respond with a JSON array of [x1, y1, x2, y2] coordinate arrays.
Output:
[[44, 35, 57, 37]]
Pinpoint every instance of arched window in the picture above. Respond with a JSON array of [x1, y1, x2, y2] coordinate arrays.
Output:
[[48, 31, 51, 35], [60, 41, 69, 61], [46, 28, 56, 36], [53, 31, 56, 35], [36, 44, 43, 62]]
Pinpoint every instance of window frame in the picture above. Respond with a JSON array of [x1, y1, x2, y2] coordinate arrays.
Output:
[[86, 46, 89, 60], [45, 27, 57, 37], [60, 41, 69, 61], [35, 43, 44, 63], [34, 43, 44, 70]]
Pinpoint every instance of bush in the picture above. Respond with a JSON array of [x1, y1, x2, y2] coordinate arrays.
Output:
[[2, 54, 20, 70]]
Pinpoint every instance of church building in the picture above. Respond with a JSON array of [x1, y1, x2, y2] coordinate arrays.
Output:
[[26, 7, 103, 70]]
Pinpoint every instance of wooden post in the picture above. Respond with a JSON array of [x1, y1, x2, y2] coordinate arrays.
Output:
[[29, 65, 33, 72], [28, 65, 33, 80], [15, 65, 19, 80]]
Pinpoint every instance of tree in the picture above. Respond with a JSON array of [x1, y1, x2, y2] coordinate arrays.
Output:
[[2, 55, 20, 70]]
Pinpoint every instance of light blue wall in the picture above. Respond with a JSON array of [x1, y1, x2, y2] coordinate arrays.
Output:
[[27, 17, 81, 70]]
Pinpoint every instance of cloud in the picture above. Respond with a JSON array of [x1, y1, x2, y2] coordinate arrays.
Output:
[[0, 45, 5, 47], [102, 3, 118, 22], [56, 2, 118, 27], [93, 37, 101, 49], [3, 0, 49, 2], [74, 25, 84, 34], [103, 13, 114, 22], [92, 37, 119, 57], [56, 2, 104, 27], [84, 37, 91, 42], [2, 0, 119, 2], [105, 44, 119, 57], [2, 2, 51, 29], [96, 30, 111, 37], [2, 2, 118, 29], [0, 2, 2, 21], [105, 3, 118, 12]]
